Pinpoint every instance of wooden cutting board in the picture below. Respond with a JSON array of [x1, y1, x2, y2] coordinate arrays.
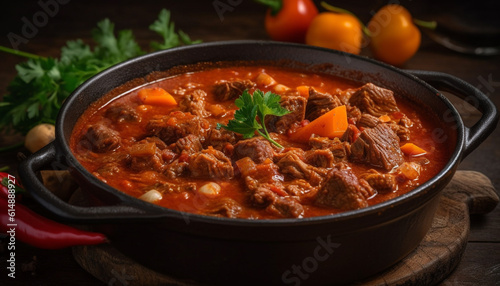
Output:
[[65, 171, 498, 286]]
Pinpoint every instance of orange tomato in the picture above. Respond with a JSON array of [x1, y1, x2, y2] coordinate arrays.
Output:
[[367, 5, 421, 66], [305, 12, 363, 54]]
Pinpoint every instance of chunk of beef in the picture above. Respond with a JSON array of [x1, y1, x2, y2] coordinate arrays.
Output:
[[127, 138, 170, 172], [309, 136, 350, 163], [305, 88, 343, 121], [273, 148, 305, 163], [267, 95, 307, 133], [178, 89, 209, 117], [146, 112, 210, 145], [105, 105, 139, 123], [387, 123, 411, 141], [346, 105, 362, 125], [276, 152, 325, 186], [81, 124, 120, 153], [95, 162, 121, 178], [361, 169, 397, 193], [204, 128, 239, 151], [204, 198, 242, 218], [340, 124, 361, 144], [213, 80, 256, 101], [188, 147, 234, 179], [358, 113, 380, 128], [284, 179, 318, 197], [246, 177, 304, 218], [267, 196, 305, 218], [349, 83, 399, 117], [315, 169, 374, 210], [336, 88, 357, 105], [142, 181, 196, 195], [350, 124, 404, 170], [163, 160, 189, 179], [175, 134, 203, 155], [305, 149, 335, 168], [242, 160, 283, 184], [399, 116, 413, 128], [233, 137, 274, 164]]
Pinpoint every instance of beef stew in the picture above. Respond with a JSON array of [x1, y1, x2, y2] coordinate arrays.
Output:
[[70, 64, 452, 219]]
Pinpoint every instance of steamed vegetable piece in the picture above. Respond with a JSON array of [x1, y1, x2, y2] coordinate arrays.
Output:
[[305, 10, 363, 54], [217, 89, 290, 148], [24, 123, 55, 153], [255, 0, 318, 43], [296, 86, 310, 98], [289, 105, 348, 143], [400, 143, 427, 156], [0, 9, 200, 136], [138, 87, 177, 106]]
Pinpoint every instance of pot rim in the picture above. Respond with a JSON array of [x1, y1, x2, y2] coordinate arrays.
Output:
[[55, 40, 465, 226]]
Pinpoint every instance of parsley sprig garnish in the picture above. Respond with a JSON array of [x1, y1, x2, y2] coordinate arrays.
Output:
[[217, 89, 290, 148], [0, 9, 200, 135]]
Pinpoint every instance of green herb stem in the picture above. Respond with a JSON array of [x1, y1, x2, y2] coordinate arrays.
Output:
[[413, 19, 437, 30], [0, 46, 44, 60], [257, 129, 283, 149], [254, 0, 282, 15], [0, 9, 200, 136]]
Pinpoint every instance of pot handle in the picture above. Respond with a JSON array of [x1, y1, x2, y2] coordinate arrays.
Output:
[[18, 143, 165, 223], [406, 70, 499, 158]]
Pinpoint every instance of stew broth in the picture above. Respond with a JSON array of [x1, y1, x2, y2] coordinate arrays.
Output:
[[70, 65, 452, 219]]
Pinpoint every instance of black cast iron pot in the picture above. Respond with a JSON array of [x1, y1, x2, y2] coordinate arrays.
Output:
[[19, 41, 498, 286]]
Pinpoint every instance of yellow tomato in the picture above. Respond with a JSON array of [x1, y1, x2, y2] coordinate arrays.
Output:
[[305, 12, 363, 54], [368, 5, 421, 66]]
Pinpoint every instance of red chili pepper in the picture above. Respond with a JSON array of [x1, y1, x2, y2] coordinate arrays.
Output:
[[0, 196, 107, 249], [255, 0, 318, 43]]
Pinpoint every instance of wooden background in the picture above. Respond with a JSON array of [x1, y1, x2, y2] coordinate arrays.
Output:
[[0, 0, 499, 285]]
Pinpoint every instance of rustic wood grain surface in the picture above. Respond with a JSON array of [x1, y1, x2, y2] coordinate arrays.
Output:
[[1, 1, 499, 285]]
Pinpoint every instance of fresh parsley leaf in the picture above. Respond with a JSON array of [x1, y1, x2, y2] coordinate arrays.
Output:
[[218, 89, 290, 148], [179, 30, 202, 45], [0, 9, 200, 136], [149, 9, 201, 50]]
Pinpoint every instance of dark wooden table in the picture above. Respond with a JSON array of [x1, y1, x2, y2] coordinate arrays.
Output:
[[1, 1, 499, 285]]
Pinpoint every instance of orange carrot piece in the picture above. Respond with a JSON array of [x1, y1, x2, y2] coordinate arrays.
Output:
[[400, 143, 427, 156], [296, 86, 310, 98], [289, 105, 348, 143], [379, 115, 391, 123], [138, 87, 177, 106]]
